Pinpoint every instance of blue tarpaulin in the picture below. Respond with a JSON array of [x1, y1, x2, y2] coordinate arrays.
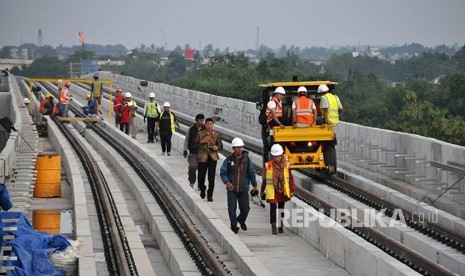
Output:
[[0, 184, 13, 211], [1, 212, 70, 276]]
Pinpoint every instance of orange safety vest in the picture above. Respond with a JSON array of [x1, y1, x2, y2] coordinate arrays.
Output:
[[266, 97, 283, 123], [60, 88, 71, 104], [38, 99, 46, 113], [53, 103, 60, 114], [294, 96, 315, 125]]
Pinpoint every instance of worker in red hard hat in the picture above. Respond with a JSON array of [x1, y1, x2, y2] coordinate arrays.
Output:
[[113, 87, 125, 127]]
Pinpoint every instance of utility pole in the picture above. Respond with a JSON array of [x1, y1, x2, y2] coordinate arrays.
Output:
[[38, 29, 43, 47], [256, 26, 260, 52]]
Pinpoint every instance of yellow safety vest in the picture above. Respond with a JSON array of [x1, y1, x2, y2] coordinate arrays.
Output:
[[145, 100, 159, 118], [265, 160, 290, 200], [92, 80, 102, 97], [321, 93, 340, 125], [168, 112, 175, 133]]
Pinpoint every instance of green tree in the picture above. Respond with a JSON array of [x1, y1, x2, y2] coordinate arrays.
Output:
[[9, 56, 67, 77], [165, 51, 186, 80], [122, 52, 163, 82]]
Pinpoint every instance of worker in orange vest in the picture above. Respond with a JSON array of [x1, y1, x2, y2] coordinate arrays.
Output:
[[59, 81, 72, 117], [292, 86, 317, 128]]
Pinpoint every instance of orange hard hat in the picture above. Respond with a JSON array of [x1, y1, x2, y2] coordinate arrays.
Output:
[[65, 81, 71, 87], [116, 87, 122, 92]]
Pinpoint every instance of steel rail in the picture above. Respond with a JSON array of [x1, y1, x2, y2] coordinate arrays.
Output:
[[52, 115, 135, 275], [48, 81, 229, 275], [296, 185, 455, 276], [54, 79, 465, 273], [305, 170, 465, 253], [41, 82, 138, 275], [88, 121, 229, 276]]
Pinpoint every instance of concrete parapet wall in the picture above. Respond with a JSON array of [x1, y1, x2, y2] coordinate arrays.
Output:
[[0, 74, 21, 182], [98, 72, 261, 137], [336, 122, 465, 204], [96, 73, 465, 204]]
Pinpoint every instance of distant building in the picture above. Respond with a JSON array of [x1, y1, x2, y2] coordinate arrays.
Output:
[[184, 48, 195, 60]]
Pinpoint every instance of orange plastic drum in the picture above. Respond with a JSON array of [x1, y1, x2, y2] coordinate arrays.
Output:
[[33, 210, 61, 233], [34, 154, 61, 197]]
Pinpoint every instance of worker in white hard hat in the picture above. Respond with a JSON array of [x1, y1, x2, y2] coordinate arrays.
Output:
[[292, 86, 317, 128], [317, 84, 343, 126], [260, 143, 296, 235], [220, 137, 258, 234], [317, 84, 342, 175], [143, 92, 161, 143], [155, 102, 180, 156], [263, 86, 288, 163], [125, 92, 138, 139], [266, 86, 287, 129]]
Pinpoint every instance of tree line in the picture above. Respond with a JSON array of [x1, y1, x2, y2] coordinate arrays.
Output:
[[9, 44, 465, 146]]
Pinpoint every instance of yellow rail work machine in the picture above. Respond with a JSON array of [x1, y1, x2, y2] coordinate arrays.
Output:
[[258, 80, 338, 175]]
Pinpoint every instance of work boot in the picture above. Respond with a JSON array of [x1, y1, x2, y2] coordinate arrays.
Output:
[[271, 223, 277, 235], [278, 222, 284, 233], [239, 221, 247, 231]]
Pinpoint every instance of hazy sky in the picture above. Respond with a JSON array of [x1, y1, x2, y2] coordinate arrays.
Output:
[[1, 0, 464, 51]]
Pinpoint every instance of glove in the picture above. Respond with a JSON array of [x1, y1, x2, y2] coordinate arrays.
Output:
[[260, 192, 266, 200], [183, 151, 188, 158]]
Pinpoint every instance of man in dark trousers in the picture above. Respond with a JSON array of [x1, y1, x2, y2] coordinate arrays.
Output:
[[220, 137, 258, 233], [183, 114, 205, 187], [143, 92, 160, 143], [155, 102, 180, 156]]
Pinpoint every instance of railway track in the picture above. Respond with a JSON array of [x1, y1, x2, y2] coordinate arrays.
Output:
[[32, 79, 465, 275], [38, 81, 231, 275]]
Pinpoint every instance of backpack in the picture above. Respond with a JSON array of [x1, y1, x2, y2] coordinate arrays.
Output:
[[259, 100, 278, 125], [258, 106, 268, 125]]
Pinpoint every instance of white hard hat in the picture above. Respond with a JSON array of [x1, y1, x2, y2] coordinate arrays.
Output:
[[231, 137, 245, 148], [270, 144, 284, 156], [148, 92, 155, 98], [318, 84, 329, 93], [23, 98, 30, 104], [163, 102, 170, 107], [125, 92, 132, 97], [274, 86, 286, 95], [297, 86, 307, 93]]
